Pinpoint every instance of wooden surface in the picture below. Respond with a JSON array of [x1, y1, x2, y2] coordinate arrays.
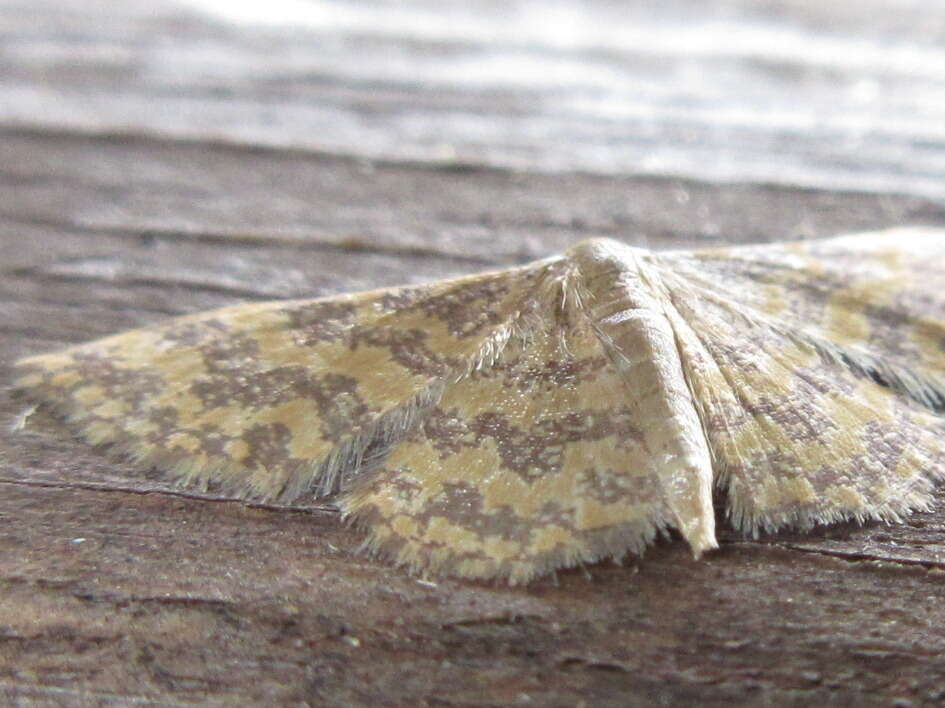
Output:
[[2, 1, 945, 705]]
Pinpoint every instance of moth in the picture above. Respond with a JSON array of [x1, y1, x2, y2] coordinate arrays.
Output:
[[13, 229, 945, 584]]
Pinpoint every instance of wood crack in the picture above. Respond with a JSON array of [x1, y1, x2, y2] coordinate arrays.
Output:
[[0, 477, 339, 514]]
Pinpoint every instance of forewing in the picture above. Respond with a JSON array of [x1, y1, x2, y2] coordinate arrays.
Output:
[[666, 227, 945, 407], [341, 299, 689, 584], [14, 262, 554, 502], [653, 230, 945, 533]]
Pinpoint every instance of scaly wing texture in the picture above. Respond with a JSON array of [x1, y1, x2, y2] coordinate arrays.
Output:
[[16, 249, 714, 584], [14, 261, 557, 502], [666, 228, 945, 407], [341, 287, 704, 584], [652, 228, 945, 533], [13, 228, 945, 582]]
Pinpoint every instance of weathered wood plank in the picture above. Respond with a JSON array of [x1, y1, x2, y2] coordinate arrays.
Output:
[[3, 0, 945, 704]]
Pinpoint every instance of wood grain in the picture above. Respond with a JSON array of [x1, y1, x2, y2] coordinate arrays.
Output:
[[3, 1, 945, 704]]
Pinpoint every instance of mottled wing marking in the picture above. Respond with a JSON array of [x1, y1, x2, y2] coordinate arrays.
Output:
[[14, 263, 555, 502], [654, 229, 945, 533], [13, 228, 945, 583], [342, 295, 681, 584], [666, 228, 945, 408]]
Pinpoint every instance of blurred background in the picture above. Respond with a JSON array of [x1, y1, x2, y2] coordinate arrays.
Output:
[[7, 0, 945, 197]]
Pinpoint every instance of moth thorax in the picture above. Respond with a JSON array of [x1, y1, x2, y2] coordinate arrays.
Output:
[[567, 237, 663, 323]]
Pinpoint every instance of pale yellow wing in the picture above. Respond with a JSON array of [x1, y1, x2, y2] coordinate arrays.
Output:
[[653, 229, 945, 534], [14, 262, 556, 502], [341, 284, 710, 584], [665, 227, 945, 408], [17, 246, 716, 584]]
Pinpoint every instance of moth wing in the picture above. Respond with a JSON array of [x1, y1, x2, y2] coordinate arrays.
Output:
[[14, 262, 554, 502], [653, 230, 945, 534], [341, 292, 714, 584], [666, 227, 945, 407]]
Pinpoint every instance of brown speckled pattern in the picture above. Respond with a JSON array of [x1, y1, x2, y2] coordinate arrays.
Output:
[[14, 228, 945, 583]]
